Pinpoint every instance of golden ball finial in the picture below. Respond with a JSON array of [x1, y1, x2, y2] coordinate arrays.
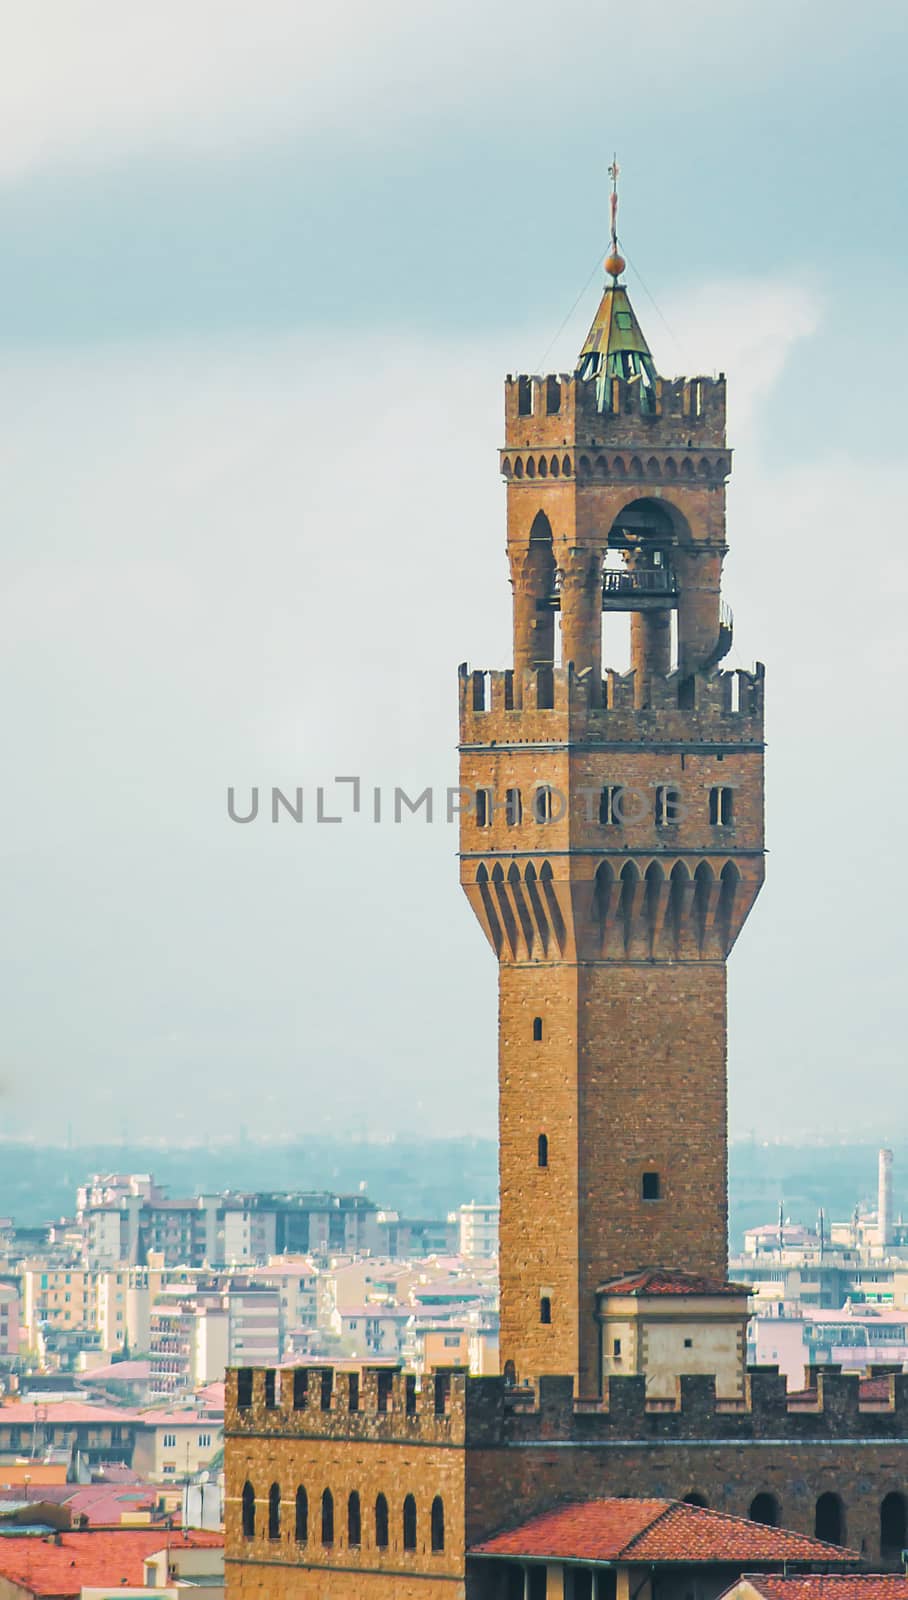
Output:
[[605, 251, 626, 279]]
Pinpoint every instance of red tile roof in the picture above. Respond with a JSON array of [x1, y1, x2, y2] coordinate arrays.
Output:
[[738, 1580, 908, 1600], [0, 1528, 222, 1597], [0, 1402, 139, 1425], [597, 1269, 752, 1298], [470, 1499, 859, 1565]]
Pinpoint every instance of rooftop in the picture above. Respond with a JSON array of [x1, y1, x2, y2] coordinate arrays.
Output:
[[470, 1499, 859, 1566], [734, 1580, 908, 1600], [0, 1528, 222, 1597], [598, 1269, 752, 1299]]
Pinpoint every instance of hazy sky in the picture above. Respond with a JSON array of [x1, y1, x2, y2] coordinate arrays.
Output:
[[1, 1, 906, 1145]]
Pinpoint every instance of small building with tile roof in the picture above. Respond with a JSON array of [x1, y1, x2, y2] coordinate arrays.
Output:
[[468, 1498, 861, 1600], [596, 1269, 752, 1401], [719, 1577, 908, 1600], [0, 1527, 222, 1599]]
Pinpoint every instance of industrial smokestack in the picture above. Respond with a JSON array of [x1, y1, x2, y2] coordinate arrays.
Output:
[[879, 1148, 894, 1247]]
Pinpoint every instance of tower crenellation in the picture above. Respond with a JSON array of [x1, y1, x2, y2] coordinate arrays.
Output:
[[504, 369, 727, 448]]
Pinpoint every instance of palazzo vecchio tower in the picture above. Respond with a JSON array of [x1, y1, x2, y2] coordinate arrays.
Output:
[[458, 209, 765, 1399], [226, 191, 908, 1596]]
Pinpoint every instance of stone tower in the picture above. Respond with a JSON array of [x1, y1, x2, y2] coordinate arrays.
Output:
[[458, 257, 765, 1397]]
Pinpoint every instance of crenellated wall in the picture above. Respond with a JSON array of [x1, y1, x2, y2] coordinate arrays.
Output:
[[504, 372, 727, 449], [225, 1365, 908, 1587]]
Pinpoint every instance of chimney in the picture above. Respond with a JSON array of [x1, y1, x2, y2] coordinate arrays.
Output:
[[879, 1148, 894, 1247]]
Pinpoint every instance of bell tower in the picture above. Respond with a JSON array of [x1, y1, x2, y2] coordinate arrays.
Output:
[[458, 185, 765, 1397]]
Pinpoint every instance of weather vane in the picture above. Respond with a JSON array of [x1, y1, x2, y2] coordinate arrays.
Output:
[[605, 155, 626, 282]]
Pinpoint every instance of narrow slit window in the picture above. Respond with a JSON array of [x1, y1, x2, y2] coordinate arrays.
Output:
[[642, 1171, 661, 1201], [375, 1493, 389, 1550], [403, 1493, 418, 1551], [506, 787, 522, 826], [537, 1133, 548, 1168], [655, 786, 682, 827], [613, 1338, 621, 1357], [321, 1488, 334, 1547], [532, 1017, 543, 1042], [540, 1295, 552, 1325]]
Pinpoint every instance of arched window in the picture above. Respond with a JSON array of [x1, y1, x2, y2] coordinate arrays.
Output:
[[532, 1017, 543, 1041], [682, 1492, 708, 1508], [750, 1492, 779, 1527], [403, 1493, 417, 1551], [537, 1133, 548, 1168], [710, 784, 734, 826], [431, 1495, 445, 1552], [347, 1490, 361, 1547], [321, 1487, 334, 1546], [815, 1491, 846, 1545], [375, 1493, 389, 1550], [533, 783, 554, 820], [881, 1492, 907, 1558], [295, 1486, 308, 1543], [241, 1480, 255, 1539], [268, 1482, 280, 1540], [503, 1359, 516, 1387]]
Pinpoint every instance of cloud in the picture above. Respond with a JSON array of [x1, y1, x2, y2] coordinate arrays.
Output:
[[0, 0, 886, 182]]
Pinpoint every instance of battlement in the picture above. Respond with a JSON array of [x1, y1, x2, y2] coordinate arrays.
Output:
[[225, 1364, 908, 1453], [458, 662, 764, 746], [465, 1368, 908, 1447], [504, 372, 726, 450], [225, 1363, 468, 1446]]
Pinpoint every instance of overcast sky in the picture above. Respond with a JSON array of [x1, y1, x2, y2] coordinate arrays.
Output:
[[1, 1, 906, 1146]]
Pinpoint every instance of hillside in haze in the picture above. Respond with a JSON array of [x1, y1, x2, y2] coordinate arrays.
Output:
[[0, 1138, 900, 1251]]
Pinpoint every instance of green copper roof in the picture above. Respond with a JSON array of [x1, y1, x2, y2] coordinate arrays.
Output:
[[577, 283, 652, 366], [576, 282, 658, 412]]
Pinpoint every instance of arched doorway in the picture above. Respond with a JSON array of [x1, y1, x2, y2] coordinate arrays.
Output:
[[750, 1492, 780, 1527], [815, 1491, 846, 1545], [881, 1492, 907, 1559]]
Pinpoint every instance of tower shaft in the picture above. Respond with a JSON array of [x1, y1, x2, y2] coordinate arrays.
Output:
[[459, 331, 765, 1396]]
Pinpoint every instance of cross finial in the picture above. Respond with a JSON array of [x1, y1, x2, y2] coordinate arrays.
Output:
[[604, 154, 625, 281], [608, 154, 620, 254]]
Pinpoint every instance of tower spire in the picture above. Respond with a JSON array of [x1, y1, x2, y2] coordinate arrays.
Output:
[[576, 159, 656, 410]]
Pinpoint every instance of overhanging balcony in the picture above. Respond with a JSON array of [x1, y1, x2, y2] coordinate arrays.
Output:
[[537, 567, 679, 614]]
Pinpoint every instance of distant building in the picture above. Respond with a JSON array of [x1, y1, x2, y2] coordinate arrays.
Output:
[[454, 1202, 499, 1261]]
